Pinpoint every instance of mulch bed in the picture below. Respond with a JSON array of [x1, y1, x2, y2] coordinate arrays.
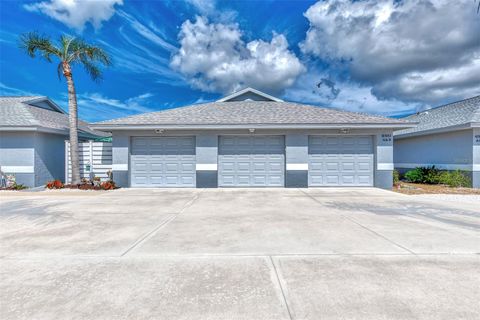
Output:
[[393, 182, 480, 195]]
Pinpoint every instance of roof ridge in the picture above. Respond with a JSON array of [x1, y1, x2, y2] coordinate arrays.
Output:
[[415, 95, 480, 114], [94, 102, 211, 124]]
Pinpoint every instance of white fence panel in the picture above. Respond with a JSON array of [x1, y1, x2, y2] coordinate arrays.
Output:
[[65, 140, 113, 183]]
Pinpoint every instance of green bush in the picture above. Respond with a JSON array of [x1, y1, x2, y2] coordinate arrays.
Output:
[[421, 166, 440, 184], [437, 170, 471, 188], [393, 170, 400, 185], [404, 168, 423, 183], [404, 166, 440, 184], [405, 167, 471, 188]]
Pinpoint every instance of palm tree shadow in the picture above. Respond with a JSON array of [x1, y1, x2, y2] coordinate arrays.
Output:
[[323, 201, 480, 231]]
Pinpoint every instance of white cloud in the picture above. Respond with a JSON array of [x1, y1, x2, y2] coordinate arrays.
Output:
[[116, 10, 176, 53], [79, 92, 153, 113], [301, 0, 480, 103], [0, 82, 39, 96], [170, 16, 305, 94], [285, 72, 424, 116], [24, 0, 123, 31], [185, 0, 216, 16], [72, 92, 156, 121]]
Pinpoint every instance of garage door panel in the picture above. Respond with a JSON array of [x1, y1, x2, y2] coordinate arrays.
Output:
[[218, 136, 285, 187], [326, 175, 340, 184], [309, 136, 373, 187], [358, 175, 372, 185], [342, 162, 355, 171], [131, 136, 195, 187], [326, 162, 339, 171], [341, 175, 355, 184]]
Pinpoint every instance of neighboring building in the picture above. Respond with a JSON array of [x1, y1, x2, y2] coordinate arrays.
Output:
[[93, 88, 414, 189], [394, 96, 480, 188], [0, 96, 106, 187]]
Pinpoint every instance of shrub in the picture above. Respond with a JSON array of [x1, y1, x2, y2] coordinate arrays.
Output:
[[8, 183, 28, 190], [438, 170, 471, 188], [46, 179, 64, 189], [404, 166, 440, 184], [393, 170, 400, 186], [404, 168, 423, 183]]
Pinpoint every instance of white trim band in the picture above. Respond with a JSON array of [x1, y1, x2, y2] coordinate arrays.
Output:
[[377, 163, 394, 170], [112, 164, 128, 171], [395, 163, 477, 171], [196, 164, 217, 171], [0, 166, 34, 173], [286, 163, 308, 171]]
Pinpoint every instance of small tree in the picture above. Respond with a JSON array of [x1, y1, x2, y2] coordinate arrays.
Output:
[[20, 32, 111, 184]]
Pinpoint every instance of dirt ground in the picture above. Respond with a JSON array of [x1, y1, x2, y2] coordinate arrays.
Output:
[[393, 182, 480, 195]]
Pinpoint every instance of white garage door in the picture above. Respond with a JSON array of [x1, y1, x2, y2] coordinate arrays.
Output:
[[308, 136, 373, 186], [130, 136, 196, 187], [218, 135, 285, 187]]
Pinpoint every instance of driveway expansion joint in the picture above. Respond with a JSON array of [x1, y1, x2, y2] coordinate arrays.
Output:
[[120, 190, 204, 257], [299, 189, 417, 255], [268, 256, 294, 320]]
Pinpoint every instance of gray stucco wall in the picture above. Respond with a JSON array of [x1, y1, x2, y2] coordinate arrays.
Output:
[[285, 134, 308, 187], [394, 129, 478, 188], [110, 128, 395, 189], [374, 131, 394, 189], [34, 132, 65, 186], [0, 131, 66, 187], [0, 132, 35, 187], [195, 134, 218, 188], [394, 129, 473, 167], [473, 128, 480, 188], [111, 131, 130, 187]]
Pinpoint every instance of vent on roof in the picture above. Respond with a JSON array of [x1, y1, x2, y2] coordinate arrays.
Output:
[[28, 100, 62, 113]]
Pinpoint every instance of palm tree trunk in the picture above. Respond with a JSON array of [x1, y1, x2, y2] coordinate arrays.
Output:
[[64, 63, 81, 184]]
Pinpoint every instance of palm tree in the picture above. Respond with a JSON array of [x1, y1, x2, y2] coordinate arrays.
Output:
[[20, 32, 111, 184]]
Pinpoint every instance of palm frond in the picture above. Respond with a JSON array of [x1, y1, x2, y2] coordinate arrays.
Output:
[[81, 59, 102, 82], [66, 38, 112, 81], [19, 32, 61, 62], [60, 34, 76, 60]]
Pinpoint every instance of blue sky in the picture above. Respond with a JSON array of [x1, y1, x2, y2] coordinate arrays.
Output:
[[0, 0, 479, 122]]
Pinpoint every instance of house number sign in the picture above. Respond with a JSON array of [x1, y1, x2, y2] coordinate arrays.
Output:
[[381, 133, 392, 142]]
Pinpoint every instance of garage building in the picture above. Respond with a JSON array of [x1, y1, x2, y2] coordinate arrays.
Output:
[[93, 88, 414, 189]]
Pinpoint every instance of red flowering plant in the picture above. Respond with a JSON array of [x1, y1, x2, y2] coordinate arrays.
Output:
[[100, 181, 116, 190], [46, 179, 64, 189]]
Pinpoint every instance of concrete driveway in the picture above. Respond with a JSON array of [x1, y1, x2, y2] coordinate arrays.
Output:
[[1, 188, 479, 319]]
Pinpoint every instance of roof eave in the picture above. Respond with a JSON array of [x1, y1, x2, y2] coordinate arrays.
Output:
[[394, 123, 474, 139], [92, 123, 415, 131], [0, 125, 105, 138]]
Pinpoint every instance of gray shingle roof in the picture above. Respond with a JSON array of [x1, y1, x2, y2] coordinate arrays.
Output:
[[95, 101, 411, 127], [395, 95, 480, 137], [0, 96, 107, 137]]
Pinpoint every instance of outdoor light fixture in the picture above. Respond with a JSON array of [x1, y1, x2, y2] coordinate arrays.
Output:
[[339, 128, 350, 134], [249, 128, 255, 133], [155, 129, 164, 134]]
